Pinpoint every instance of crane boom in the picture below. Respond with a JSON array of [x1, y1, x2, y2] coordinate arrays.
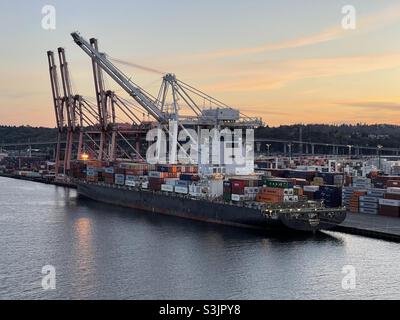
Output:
[[71, 32, 166, 122], [47, 51, 64, 131]]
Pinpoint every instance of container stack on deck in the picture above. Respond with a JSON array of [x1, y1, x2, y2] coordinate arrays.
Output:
[[73, 160, 400, 217], [230, 177, 262, 202]]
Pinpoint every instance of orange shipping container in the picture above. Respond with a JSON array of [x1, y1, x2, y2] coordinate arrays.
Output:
[[259, 187, 284, 196], [353, 191, 367, 196], [256, 194, 283, 203]]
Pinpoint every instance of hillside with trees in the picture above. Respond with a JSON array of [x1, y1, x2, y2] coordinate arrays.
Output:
[[1, 124, 400, 148]]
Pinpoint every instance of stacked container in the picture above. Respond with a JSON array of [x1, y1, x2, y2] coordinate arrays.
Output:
[[149, 177, 164, 191], [223, 181, 232, 202], [349, 190, 367, 213], [104, 167, 115, 184], [256, 187, 284, 203], [379, 198, 400, 217], [319, 185, 342, 208], [359, 195, 379, 215], [352, 177, 372, 189], [303, 185, 321, 200]]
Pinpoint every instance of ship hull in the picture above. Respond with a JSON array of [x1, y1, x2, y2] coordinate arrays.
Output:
[[77, 182, 346, 233]]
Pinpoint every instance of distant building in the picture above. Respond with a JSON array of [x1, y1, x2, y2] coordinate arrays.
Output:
[[0, 152, 8, 160]]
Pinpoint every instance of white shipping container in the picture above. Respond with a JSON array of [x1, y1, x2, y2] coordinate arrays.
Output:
[[165, 178, 178, 186], [284, 188, 294, 196], [231, 194, 242, 202], [379, 198, 400, 207], [367, 189, 386, 197], [284, 195, 298, 202], [387, 187, 400, 195], [208, 179, 223, 196], [359, 207, 378, 215], [105, 167, 114, 174], [359, 201, 379, 209], [359, 196, 379, 203], [141, 182, 149, 189], [175, 186, 188, 194], [353, 177, 371, 184], [304, 185, 320, 192], [244, 187, 259, 194], [161, 184, 174, 192], [125, 175, 136, 181], [148, 171, 162, 178], [352, 183, 371, 189], [189, 185, 203, 197], [125, 180, 136, 187]]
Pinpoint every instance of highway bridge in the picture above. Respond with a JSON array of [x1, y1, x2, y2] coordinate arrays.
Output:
[[1, 138, 399, 157]]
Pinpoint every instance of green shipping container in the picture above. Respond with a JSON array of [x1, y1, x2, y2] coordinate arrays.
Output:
[[263, 179, 292, 189]]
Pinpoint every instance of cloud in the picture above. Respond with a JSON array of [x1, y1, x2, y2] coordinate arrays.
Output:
[[194, 4, 400, 59], [336, 101, 400, 111], [202, 52, 400, 93]]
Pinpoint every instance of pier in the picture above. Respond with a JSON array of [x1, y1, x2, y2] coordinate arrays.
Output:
[[331, 212, 400, 242]]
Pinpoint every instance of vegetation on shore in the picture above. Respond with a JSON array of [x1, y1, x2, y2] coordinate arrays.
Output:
[[0, 124, 399, 148]]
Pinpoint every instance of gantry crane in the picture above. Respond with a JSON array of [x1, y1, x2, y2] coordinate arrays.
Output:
[[48, 32, 263, 175], [48, 44, 151, 173], [71, 32, 262, 129]]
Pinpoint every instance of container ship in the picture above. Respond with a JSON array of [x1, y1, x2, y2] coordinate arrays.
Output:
[[75, 161, 347, 233]]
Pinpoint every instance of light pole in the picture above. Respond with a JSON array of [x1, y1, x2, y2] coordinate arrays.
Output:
[[266, 144, 271, 156], [288, 143, 292, 161], [377, 144, 383, 170], [347, 145, 353, 158]]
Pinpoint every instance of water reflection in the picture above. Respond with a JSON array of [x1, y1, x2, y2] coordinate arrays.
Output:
[[71, 217, 95, 298], [78, 197, 346, 252], [2, 177, 399, 299]]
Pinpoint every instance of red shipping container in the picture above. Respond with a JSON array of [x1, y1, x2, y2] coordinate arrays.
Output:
[[149, 177, 165, 191], [379, 205, 400, 217], [385, 193, 400, 200], [231, 186, 245, 195], [387, 180, 400, 187]]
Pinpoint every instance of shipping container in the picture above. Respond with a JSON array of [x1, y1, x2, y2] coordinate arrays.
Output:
[[161, 184, 174, 192], [359, 207, 378, 215], [149, 177, 164, 191], [115, 174, 125, 185], [175, 186, 188, 194], [379, 205, 400, 217]]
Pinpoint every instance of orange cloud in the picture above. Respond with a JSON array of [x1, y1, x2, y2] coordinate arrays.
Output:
[[202, 53, 400, 93]]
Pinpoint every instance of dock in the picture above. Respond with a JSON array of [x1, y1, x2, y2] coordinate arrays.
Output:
[[0, 173, 76, 188], [332, 212, 400, 242]]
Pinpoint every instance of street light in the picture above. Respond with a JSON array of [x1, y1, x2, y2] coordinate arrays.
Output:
[[347, 145, 353, 158], [266, 144, 271, 156], [377, 144, 383, 170]]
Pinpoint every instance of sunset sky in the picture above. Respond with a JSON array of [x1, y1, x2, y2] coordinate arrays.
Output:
[[1, 0, 400, 127]]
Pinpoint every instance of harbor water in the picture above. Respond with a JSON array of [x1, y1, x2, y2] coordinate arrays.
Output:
[[0, 176, 399, 299]]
